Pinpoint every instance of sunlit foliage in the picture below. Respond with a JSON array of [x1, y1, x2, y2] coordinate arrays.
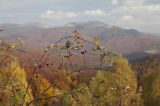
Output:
[[0, 31, 150, 106], [89, 58, 142, 106], [31, 74, 61, 106], [0, 62, 33, 106], [141, 71, 160, 106]]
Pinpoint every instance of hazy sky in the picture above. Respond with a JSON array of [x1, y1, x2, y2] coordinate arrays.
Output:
[[0, 0, 160, 33]]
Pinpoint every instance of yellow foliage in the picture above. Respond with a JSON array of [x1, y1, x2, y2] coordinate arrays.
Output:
[[93, 35, 101, 46], [89, 57, 140, 106], [142, 72, 160, 106], [114, 57, 137, 91], [0, 61, 33, 106], [32, 74, 61, 105]]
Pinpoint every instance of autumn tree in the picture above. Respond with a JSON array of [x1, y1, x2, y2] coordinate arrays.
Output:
[[89, 57, 142, 106], [141, 72, 160, 106], [0, 62, 33, 106]]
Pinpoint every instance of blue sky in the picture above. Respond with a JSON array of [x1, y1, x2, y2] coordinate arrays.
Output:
[[0, 0, 160, 33]]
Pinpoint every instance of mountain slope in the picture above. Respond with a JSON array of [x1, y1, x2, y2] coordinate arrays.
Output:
[[0, 21, 160, 53]]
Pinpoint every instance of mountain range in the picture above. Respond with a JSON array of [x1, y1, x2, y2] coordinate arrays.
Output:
[[0, 21, 160, 54]]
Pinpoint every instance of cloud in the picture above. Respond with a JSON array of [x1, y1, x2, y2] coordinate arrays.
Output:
[[111, 0, 119, 5], [41, 9, 108, 19], [121, 15, 133, 22], [112, 4, 160, 16], [111, 3, 160, 33], [84, 9, 108, 16], [111, 0, 144, 6], [121, 0, 144, 6], [41, 10, 78, 19]]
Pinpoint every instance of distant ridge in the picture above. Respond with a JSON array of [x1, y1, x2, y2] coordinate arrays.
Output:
[[0, 21, 160, 54]]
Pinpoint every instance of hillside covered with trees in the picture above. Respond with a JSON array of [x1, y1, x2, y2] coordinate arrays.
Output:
[[0, 31, 159, 106]]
